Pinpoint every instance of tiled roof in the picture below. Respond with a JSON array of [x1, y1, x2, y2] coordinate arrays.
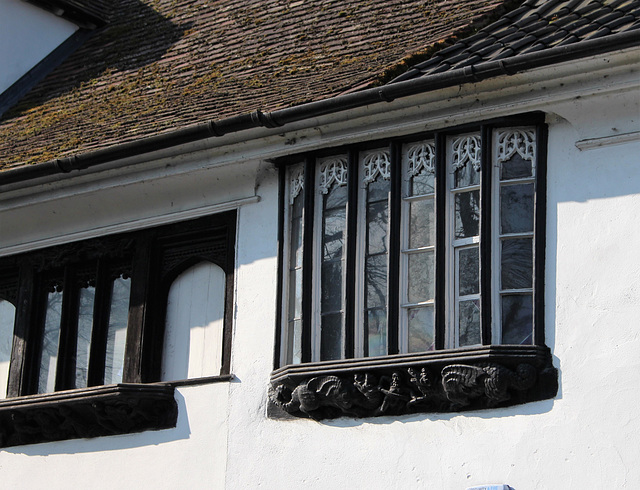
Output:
[[25, 0, 110, 28], [0, 0, 514, 170], [392, 0, 640, 81]]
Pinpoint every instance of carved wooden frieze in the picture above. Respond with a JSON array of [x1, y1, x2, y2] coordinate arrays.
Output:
[[269, 346, 557, 420], [0, 384, 177, 448]]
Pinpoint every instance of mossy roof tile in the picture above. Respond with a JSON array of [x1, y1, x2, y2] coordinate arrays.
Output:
[[1, 0, 516, 170]]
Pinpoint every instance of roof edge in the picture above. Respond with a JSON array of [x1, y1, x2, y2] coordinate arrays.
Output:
[[23, 0, 107, 29], [1, 29, 638, 189]]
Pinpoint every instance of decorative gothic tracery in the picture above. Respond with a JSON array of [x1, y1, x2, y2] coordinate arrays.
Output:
[[496, 129, 536, 165], [362, 151, 391, 185], [318, 157, 348, 194], [290, 166, 304, 204], [451, 135, 482, 172], [407, 142, 436, 176]]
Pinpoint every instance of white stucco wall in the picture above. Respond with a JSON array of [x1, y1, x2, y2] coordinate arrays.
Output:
[[0, 0, 77, 94], [0, 52, 638, 489]]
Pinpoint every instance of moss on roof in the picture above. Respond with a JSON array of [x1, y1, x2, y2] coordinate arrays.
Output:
[[0, 0, 515, 170]]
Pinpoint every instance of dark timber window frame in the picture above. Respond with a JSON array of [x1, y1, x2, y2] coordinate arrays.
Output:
[[0, 211, 236, 447], [270, 113, 557, 420]]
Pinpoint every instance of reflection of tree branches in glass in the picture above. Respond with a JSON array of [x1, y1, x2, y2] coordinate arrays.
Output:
[[104, 276, 130, 385], [75, 285, 95, 388], [39, 288, 63, 393], [455, 191, 479, 239], [0, 300, 15, 364], [502, 296, 532, 345], [365, 201, 388, 311]]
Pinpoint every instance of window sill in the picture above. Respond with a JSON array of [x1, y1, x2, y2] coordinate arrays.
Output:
[[269, 345, 558, 420], [0, 384, 177, 448]]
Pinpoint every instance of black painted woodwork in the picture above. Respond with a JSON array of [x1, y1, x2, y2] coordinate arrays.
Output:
[[273, 114, 554, 419], [0, 210, 236, 446], [269, 345, 557, 420], [0, 384, 177, 448]]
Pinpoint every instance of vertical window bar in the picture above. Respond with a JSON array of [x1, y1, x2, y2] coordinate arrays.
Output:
[[284, 164, 305, 365], [534, 124, 548, 346], [124, 233, 155, 383], [434, 132, 447, 350], [275, 164, 287, 369], [301, 157, 315, 363], [55, 267, 79, 391], [387, 141, 402, 355], [480, 125, 492, 345], [87, 260, 112, 386], [8, 263, 35, 396], [344, 149, 359, 359]]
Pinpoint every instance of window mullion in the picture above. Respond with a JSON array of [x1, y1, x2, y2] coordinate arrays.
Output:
[[387, 141, 402, 356], [434, 132, 447, 350], [87, 259, 111, 386], [123, 233, 155, 383], [344, 149, 359, 359], [55, 266, 79, 391], [480, 125, 493, 345], [533, 123, 548, 346], [7, 263, 35, 397], [301, 157, 315, 363]]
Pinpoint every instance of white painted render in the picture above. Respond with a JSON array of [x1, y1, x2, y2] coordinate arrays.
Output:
[[0, 0, 78, 95], [162, 262, 226, 380], [0, 50, 638, 489]]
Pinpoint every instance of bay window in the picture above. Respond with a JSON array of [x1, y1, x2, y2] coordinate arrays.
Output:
[[271, 114, 557, 420]]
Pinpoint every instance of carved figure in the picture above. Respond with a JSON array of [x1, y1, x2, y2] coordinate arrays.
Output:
[[407, 367, 441, 408], [270, 376, 353, 418], [377, 372, 409, 414], [441, 363, 536, 407], [352, 373, 382, 410]]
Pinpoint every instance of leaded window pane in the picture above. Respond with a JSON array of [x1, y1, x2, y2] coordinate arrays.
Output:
[[455, 190, 480, 239], [501, 294, 533, 345], [500, 183, 534, 234], [320, 313, 343, 361], [104, 275, 130, 385], [408, 251, 434, 303], [409, 199, 435, 249], [366, 308, 387, 357], [75, 284, 95, 388], [501, 152, 532, 180], [0, 300, 15, 399], [38, 287, 63, 393], [501, 238, 533, 290], [458, 247, 480, 296], [408, 306, 434, 352], [365, 255, 387, 309], [458, 299, 481, 346], [367, 200, 388, 255]]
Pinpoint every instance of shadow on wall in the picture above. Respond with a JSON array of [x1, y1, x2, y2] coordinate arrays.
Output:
[[5, 0, 192, 117], [4, 389, 191, 456]]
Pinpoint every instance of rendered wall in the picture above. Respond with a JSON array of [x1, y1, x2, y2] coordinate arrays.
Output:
[[0, 0, 77, 94], [0, 63, 638, 489]]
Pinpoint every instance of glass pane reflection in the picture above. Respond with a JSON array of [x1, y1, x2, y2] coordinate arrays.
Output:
[[455, 190, 480, 239], [104, 276, 130, 385], [38, 289, 63, 393], [458, 299, 480, 347], [0, 300, 15, 399], [408, 306, 434, 352], [75, 285, 95, 388]]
